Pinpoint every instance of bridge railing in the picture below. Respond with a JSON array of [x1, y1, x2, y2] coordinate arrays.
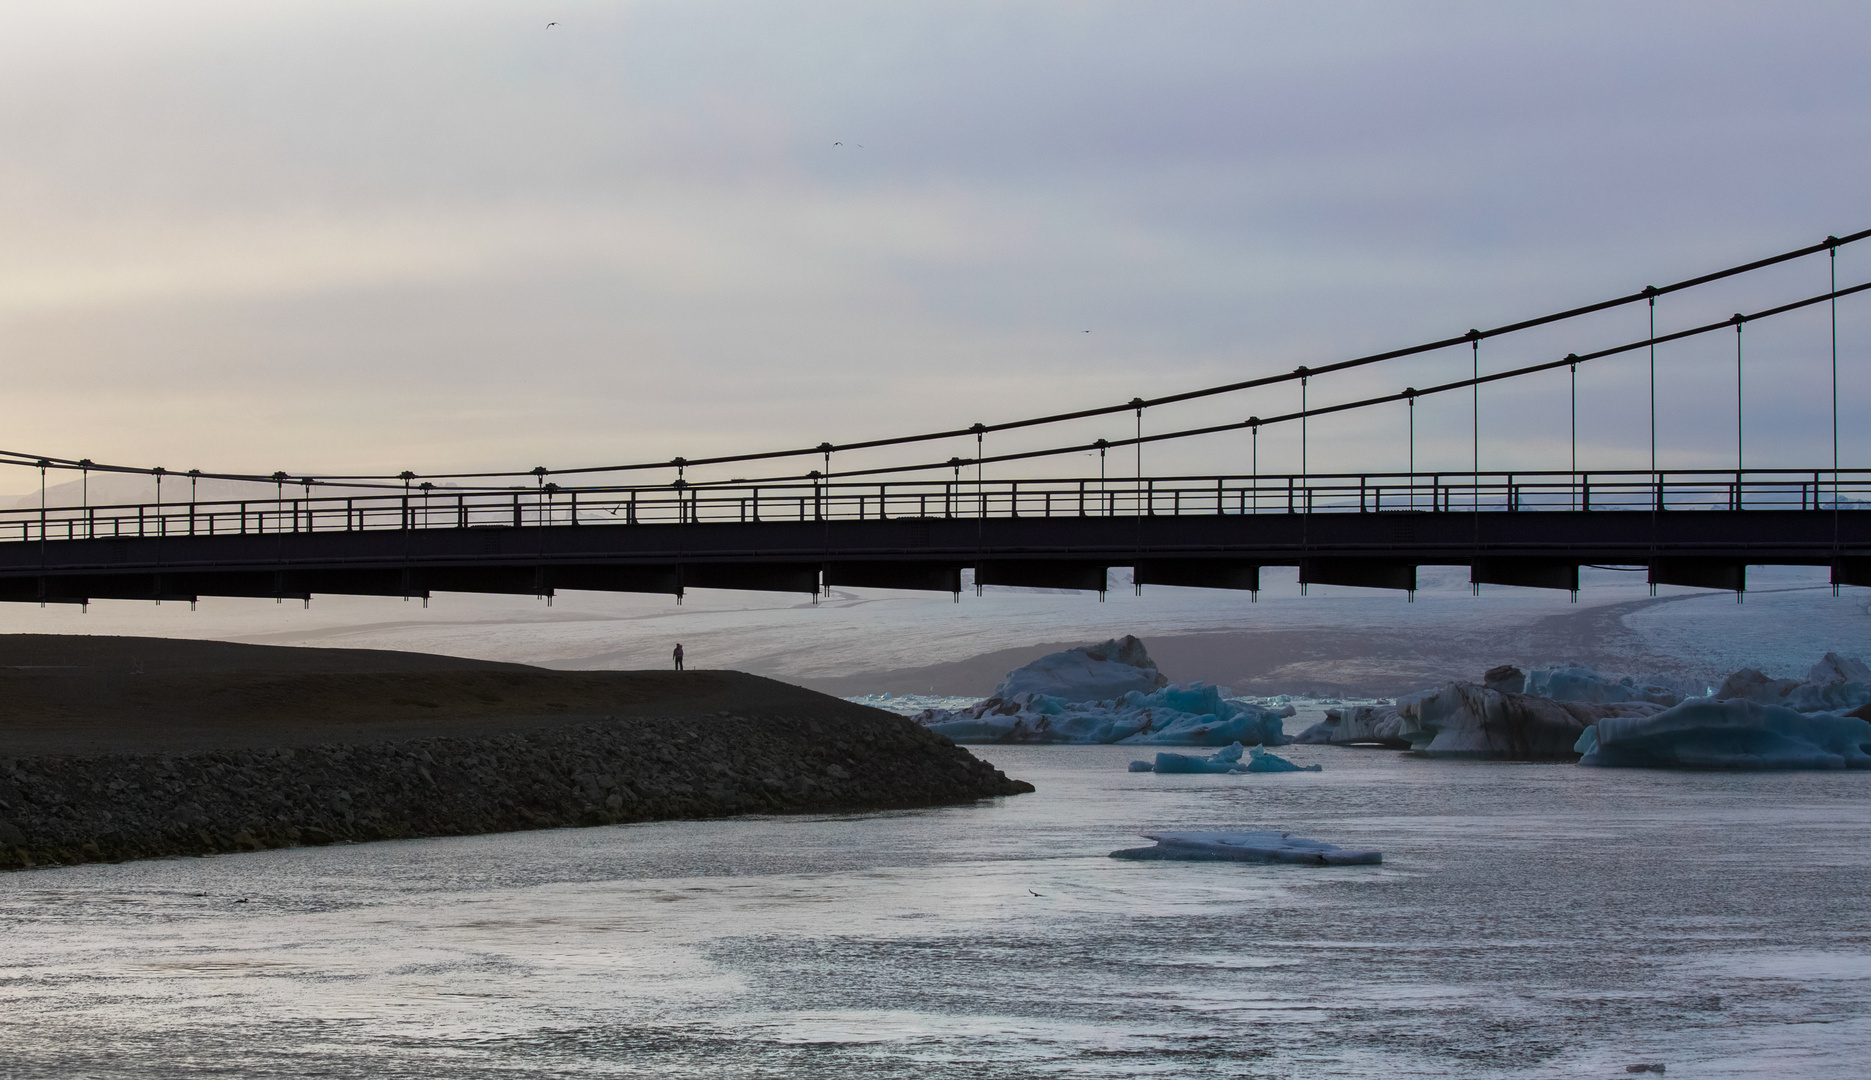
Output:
[[2, 469, 1865, 544]]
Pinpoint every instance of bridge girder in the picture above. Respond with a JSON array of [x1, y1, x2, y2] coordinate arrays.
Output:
[[0, 510, 1860, 603]]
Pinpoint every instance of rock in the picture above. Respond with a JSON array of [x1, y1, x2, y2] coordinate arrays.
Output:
[[0, 820, 23, 846]]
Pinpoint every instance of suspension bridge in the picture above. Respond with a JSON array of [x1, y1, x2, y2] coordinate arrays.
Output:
[[2, 231, 1866, 606]]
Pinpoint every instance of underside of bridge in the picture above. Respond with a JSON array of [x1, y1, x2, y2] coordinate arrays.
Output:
[[0, 509, 1863, 605]]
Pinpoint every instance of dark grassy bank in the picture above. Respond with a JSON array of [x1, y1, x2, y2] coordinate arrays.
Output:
[[0, 636, 1032, 870]]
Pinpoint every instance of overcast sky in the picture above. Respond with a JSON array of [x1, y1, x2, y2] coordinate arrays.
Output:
[[1, 0, 1868, 494]]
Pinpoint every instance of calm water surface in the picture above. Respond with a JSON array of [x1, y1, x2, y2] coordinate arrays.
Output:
[[2, 747, 1868, 1078]]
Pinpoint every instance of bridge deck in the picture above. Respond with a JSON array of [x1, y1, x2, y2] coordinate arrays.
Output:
[[0, 505, 1864, 602]]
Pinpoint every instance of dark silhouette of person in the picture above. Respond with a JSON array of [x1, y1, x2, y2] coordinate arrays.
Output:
[[673, 643, 684, 671]]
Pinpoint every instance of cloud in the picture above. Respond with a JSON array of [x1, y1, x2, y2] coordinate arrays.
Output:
[[0, 0, 1866, 488]]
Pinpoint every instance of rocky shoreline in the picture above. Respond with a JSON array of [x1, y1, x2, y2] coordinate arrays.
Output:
[[0, 635, 1033, 871], [0, 708, 1031, 870]]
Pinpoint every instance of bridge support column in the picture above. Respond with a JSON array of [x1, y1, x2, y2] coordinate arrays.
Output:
[[1832, 558, 1871, 589]]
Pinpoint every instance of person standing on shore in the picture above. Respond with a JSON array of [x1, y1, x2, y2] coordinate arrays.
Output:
[[673, 643, 684, 671]]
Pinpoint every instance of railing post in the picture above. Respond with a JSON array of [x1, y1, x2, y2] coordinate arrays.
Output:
[[1010, 482, 1018, 518], [1147, 479, 1155, 516], [1078, 480, 1086, 517], [1287, 476, 1294, 514]]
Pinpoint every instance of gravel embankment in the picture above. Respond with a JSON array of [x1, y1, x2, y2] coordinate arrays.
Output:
[[0, 635, 1033, 869], [0, 709, 1030, 869]]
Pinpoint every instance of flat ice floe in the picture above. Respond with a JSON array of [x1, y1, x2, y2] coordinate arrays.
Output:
[[1110, 831, 1381, 865], [910, 637, 1292, 745]]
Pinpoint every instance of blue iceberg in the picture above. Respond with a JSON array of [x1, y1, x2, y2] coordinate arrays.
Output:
[[1149, 742, 1247, 774], [1131, 743, 1323, 774], [1576, 698, 1871, 770], [915, 680, 1291, 746], [1245, 746, 1322, 773]]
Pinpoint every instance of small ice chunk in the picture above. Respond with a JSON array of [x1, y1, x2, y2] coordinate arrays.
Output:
[[1110, 830, 1381, 865], [1245, 746, 1322, 773], [1150, 742, 1246, 774], [1127, 760, 1155, 772]]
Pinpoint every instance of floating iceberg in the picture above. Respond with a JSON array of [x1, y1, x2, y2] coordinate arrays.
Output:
[[988, 635, 1168, 701], [1401, 682, 1665, 758], [1713, 652, 1871, 715], [1294, 703, 1411, 747], [1149, 742, 1248, 774], [1245, 746, 1322, 773], [1576, 699, 1871, 770], [1525, 665, 1690, 707], [915, 682, 1291, 745], [1297, 667, 1661, 759], [1109, 830, 1380, 865], [911, 638, 1291, 746], [1130, 743, 1322, 773]]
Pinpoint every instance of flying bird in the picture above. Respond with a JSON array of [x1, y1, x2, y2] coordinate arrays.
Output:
[[834, 141, 843, 146], [1028, 889, 1043, 897], [547, 21, 557, 28]]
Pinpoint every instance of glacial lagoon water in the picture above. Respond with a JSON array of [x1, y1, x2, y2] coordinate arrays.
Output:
[[3, 746, 1868, 1078]]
